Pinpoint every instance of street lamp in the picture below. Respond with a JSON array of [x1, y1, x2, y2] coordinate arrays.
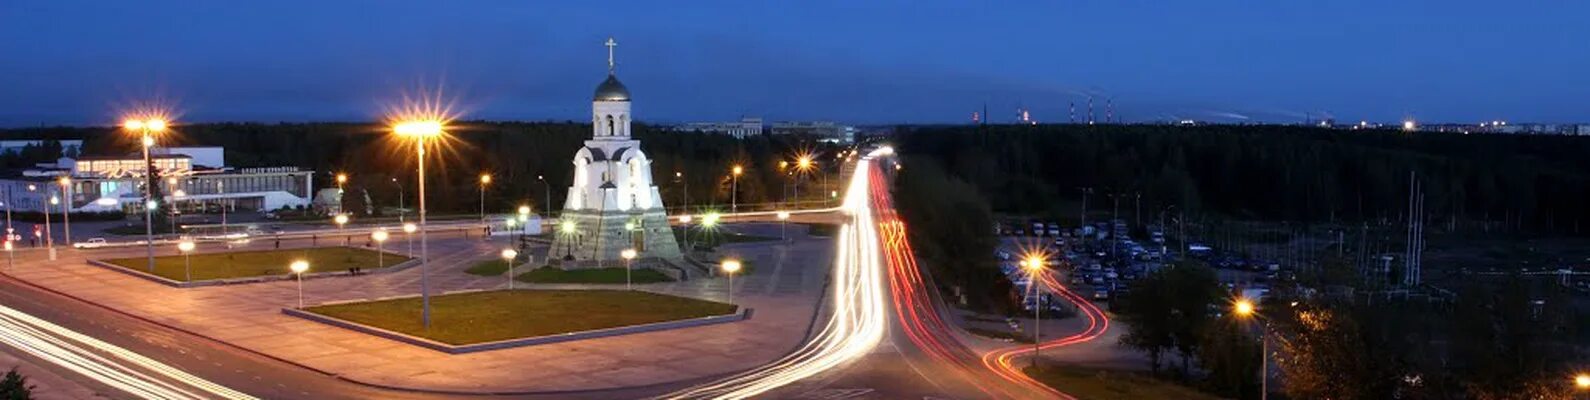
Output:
[[777, 211, 790, 240], [721, 259, 742, 303], [333, 213, 349, 246], [1021, 254, 1046, 366], [559, 219, 577, 259], [1232, 297, 1266, 400], [1575, 374, 1590, 390], [620, 248, 637, 291], [536, 175, 551, 218], [3, 241, 11, 272], [177, 240, 195, 282], [478, 173, 491, 223], [402, 222, 417, 257], [335, 173, 348, 215], [501, 248, 519, 290], [394, 118, 444, 326], [371, 229, 389, 269], [124, 118, 169, 273], [57, 176, 71, 245], [730, 165, 743, 213], [289, 260, 310, 308]]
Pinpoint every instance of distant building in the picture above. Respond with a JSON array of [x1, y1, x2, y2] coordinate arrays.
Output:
[[672, 117, 764, 138], [0, 145, 314, 214], [770, 121, 855, 143]]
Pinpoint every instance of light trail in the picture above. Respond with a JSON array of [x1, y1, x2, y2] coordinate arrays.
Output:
[[980, 268, 1112, 399], [658, 148, 893, 400], [0, 303, 256, 400], [872, 169, 1020, 399]]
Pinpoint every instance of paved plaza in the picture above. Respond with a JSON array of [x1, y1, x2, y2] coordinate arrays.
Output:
[[1, 223, 833, 394]]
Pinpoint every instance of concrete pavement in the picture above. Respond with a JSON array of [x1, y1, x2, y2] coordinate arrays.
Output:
[[0, 224, 833, 395]]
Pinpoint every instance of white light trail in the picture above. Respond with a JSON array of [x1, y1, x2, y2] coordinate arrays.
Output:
[[0, 304, 256, 400], [659, 151, 892, 400]]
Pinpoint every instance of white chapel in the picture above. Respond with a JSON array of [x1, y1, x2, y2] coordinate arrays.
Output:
[[550, 37, 683, 266]]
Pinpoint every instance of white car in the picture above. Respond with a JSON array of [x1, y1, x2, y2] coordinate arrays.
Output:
[[73, 238, 109, 249]]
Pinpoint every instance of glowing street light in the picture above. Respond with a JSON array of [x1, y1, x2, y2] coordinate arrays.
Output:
[[393, 118, 444, 327], [777, 211, 790, 240], [371, 229, 389, 268], [335, 173, 348, 214], [3, 240, 11, 272], [501, 248, 519, 290], [1575, 374, 1590, 390], [402, 222, 417, 257], [1232, 297, 1267, 400], [478, 173, 491, 223], [1020, 254, 1047, 366], [721, 258, 743, 303], [177, 240, 196, 281], [123, 117, 169, 273], [730, 165, 743, 213], [702, 212, 721, 228], [57, 176, 72, 245], [289, 260, 310, 308], [333, 213, 349, 246], [620, 248, 638, 291]]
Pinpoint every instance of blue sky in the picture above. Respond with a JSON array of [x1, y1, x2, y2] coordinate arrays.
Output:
[[2, 1, 1587, 127]]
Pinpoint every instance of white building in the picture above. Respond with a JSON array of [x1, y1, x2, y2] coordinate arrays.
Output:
[[550, 38, 683, 267], [770, 121, 856, 143], [0, 147, 314, 214], [673, 117, 764, 138]]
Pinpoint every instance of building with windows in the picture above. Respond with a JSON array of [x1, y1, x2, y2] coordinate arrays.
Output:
[[671, 117, 764, 138], [0, 146, 314, 214], [770, 121, 855, 143]]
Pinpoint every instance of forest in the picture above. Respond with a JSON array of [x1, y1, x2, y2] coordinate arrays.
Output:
[[892, 124, 1590, 235], [0, 122, 847, 217]]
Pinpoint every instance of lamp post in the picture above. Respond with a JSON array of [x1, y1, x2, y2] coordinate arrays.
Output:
[[1575, 374, 1590, 391], [673, 171, 688, 215], [57, 177, 71, 245], [620, 248, 637, 291], [391, 178, 405, 223], [402, 222, 417, 257], [371, 229, 389, 269], [479, 173, 491, 223], [721, 259, 742, 303], [516, 205, 530, 246], [795, 155, 814, 207], [42, 189, 54, 259], [177, 240, 195, 282], [678, 214, 693, 253], [559, 219, 577, 259], [289, 260, 310, 308], [3, 241, 11, 272], [730, 165, 742, 213], [537, 175, 551, 218], [777, 211, 790, 240], [1233, 297, 1266, 400], [394, 120, 442, 327], [1021, 254, 1046, 367], [123, 118, 167, 273], [501, 248, 518, 290], [335, 173, 348, 215], [218, 181, 227, 235], [333, 213, 349, 246]]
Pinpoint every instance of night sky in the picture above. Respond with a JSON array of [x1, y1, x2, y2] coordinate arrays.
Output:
[[3, 1, 1587, 127]]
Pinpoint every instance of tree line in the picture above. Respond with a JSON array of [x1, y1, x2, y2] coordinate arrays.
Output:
[[891, 124, 1590, 235], [0, 123, 847, 217]]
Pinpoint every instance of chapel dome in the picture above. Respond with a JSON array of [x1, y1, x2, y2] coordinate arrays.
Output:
[[593, 74, 630, 102]]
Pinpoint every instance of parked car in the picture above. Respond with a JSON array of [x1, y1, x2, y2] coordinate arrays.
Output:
[[1092, 289, 1111, 301], [73, 237, 109, 249]]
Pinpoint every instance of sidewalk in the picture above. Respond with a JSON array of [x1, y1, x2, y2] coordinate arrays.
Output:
[[3, 228, 833, 394]]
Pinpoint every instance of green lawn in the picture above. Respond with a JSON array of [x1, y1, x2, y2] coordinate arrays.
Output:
[[515, 266, 674, 284], [1023, 365, 1224, 400], [465, 259, 521, 276], [102, 247, 408, 282], [304, 290, 736, 345]]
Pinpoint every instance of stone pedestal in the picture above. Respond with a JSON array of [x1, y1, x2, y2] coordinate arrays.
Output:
[[549, 207, 681, 268]]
